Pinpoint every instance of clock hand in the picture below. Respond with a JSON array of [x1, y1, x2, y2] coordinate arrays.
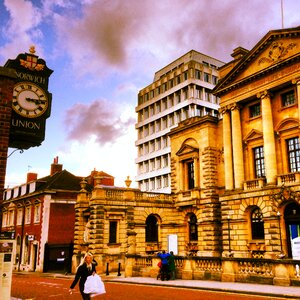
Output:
[[26, 97, 45, 105]]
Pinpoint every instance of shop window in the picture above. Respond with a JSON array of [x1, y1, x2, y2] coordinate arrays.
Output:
[[251, 207, 264, 240], [145, 215, 158, 242], [287, 137, 300, 172]]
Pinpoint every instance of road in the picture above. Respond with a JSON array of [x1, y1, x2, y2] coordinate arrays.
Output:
[[11, 273, 294, 300]]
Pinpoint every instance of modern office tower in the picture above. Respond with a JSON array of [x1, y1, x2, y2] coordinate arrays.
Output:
[[135, 50, 224, 193]]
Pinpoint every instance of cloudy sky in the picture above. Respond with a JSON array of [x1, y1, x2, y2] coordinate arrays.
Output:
[[1, 0, 299, 188]]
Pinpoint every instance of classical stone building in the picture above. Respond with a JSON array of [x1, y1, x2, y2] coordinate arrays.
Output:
[[72, 26, 300, 286]]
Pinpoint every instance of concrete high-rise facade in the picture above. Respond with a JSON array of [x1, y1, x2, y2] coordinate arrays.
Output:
[[135, 50, 224, 193]]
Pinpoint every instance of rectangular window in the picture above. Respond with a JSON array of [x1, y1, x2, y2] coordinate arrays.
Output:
[[163, 175, 169, 187], [156, 157, 161, 169], [25, 206, 31, 224], [183, 71, 188, 80], [282, 90, 295, 107], [212, 75, 218, 85], [187, 161, 195, 189], [163, 155, 168, 167], [204, 72, 210, 82], [2, 212, 7, 227], [34, 203, 41, 223], [253, 146, 265, 178], [156, 102, 161, 113], [157, 177, 162, 189], [162, 137, 167, 148], [17, 208, 23, 226], [150, 179, 155, 190], [249, 103, 261, 118], [287, 137, 300, 172], [109, 221, 117, 244], [149, 123, 154, 134], [150, 159, 155, 171], [8, 210, 14, 226], [162, 117, 167, 129], [195, 69, 201, 79]]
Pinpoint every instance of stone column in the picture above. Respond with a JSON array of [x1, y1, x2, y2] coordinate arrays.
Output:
[[231, 104, 244, 189], [258, 91, 277, 184], [221, 107, 234, 190]]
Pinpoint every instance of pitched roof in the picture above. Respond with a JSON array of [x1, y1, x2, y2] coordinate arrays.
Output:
[[35, 169, 83, 191]]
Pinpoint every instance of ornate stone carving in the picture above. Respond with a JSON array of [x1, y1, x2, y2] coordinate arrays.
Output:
[[258, 41, 296, 65]]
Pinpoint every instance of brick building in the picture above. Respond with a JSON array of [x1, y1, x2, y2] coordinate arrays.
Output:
[[1, 158, 84, 272]]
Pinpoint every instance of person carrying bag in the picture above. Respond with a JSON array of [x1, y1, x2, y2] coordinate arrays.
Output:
[[69, 252, 105, 299]]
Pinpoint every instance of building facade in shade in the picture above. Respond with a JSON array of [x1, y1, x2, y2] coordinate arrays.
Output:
[[135, 50, 224, 193]]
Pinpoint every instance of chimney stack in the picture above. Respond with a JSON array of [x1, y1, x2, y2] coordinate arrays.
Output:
[[50, 156, 63, 175], [27, 172, 37, 183]]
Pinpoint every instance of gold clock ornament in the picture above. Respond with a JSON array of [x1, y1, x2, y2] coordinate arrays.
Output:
[[12, 82, 48, 118]]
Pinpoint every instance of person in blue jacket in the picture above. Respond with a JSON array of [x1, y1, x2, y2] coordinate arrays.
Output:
[[157, 250, 170, 280]]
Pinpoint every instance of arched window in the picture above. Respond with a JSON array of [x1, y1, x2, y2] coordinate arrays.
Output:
[[189, 214, 198, 241], [251, 207, 264, 240], [145, 215, 158, 242]]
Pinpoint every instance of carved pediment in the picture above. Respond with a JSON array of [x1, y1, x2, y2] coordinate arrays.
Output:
[[244, 129, 263, 143], [275, 118, 299, 133], [176, 144, 199, 157], [214, 27, 300, 96]]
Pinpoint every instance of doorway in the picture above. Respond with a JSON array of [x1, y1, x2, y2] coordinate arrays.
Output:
[[284, 202, 300, 259]]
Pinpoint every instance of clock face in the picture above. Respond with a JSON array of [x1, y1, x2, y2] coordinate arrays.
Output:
[[12, 82, 48, 118]]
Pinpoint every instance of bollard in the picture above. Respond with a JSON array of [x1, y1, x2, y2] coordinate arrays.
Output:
[[117, 262, 121, 276], [106, 262, 109, 276]]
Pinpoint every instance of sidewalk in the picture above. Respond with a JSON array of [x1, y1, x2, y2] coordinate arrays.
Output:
[[105, 276, 300, 299]]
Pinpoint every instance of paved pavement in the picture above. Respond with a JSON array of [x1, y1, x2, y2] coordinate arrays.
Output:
[[106, 276, 300, 299], [11, 272, 300, 299]]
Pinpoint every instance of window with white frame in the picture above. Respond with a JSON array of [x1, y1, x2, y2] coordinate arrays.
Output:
[[2, 211, 7, 227], [34, 202, 41, 223], [287, 137, 300, 172], [8, 209, 15, 226], [17, 207, 23, 226], [25, 205, 31, 224]]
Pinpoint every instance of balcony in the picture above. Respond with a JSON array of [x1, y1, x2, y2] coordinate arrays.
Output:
[[244, 178, 266, 190], [277, 172, 300, 186]]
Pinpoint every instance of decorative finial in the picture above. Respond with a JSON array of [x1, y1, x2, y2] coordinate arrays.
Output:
[[125, 176, 132, 188], [29, 45, 36, 54]]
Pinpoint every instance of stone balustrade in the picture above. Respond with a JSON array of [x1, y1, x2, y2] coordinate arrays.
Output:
[[125, 255, 300, 286]]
